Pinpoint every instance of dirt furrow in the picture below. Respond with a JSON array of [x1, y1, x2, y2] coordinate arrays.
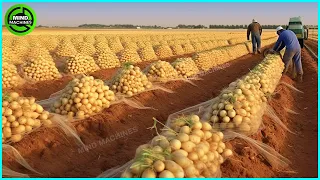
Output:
[[3, 48, 317, 178]]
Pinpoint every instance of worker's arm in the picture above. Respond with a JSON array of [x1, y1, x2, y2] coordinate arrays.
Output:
[[276, 43, 285, 52], [247, 24, 251, 40], [259, 23, 262, 35], [273, 35, 285, 52]]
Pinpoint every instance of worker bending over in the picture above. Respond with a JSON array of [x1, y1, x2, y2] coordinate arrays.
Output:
[[270, 26, 303, 82]]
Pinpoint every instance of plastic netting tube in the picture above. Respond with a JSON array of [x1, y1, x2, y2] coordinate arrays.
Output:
[[3, 166, 30, 178], [284, 108, 299, 115], [280, 81, 304, 94], [148, 77, 202, 87], [224, 131, 291, 170], [18, 62, 63, 84], [97, 160, 134, 178], [112, 83, 175, 98], [97, 116, 230, 178], [3, 144, 42, 176], [2, 112, 85, 147], [265, 105, 296, 135], [49, 114, 85, 146]]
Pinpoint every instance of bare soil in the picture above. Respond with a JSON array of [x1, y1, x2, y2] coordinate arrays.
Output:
[[3, 48, 317, 178]]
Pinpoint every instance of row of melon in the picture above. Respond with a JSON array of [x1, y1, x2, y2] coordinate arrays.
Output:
[[40, 39, 229, 57], [117, 115, 233, 178], [3, 32, 277, 43], [3, 51, 281, 134], [2, 51, 282, 146], [2, 34, 276, 66], [34, 46, 273, 121], [3, 35, 277, 65], [3, 37, 276, 90], [0, 39, 228, 87], [105, 53, 285, 178], [2, 38, 227, 65], [244, 37, 278, 53], [2, 32, 245, 56], [205, 54, 284, 135], [193, 44, 250, 71]]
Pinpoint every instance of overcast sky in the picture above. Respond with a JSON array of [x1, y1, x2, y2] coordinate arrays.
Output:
[[2, 2, 318, 27]]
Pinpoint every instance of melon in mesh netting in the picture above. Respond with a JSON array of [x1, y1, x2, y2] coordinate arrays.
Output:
[[94, 35, 107, 42], [94, 41, 112, 54], [2, 91, 84, 145], [2, 36, 13, 47], [138, 46, 158, 62], [55, 39, 78, 58], [192, 51, 216, 71], [172, 58, 200, 78], [98, 115, 233, 178], [25, 47, 53, 60], [7, 45, 27, 65], [28, 39, 44, 49], [154, 45, 174, 59], [144, 60, 179, 82], [83, 35, 95, 44], [108, 38, 124, 53], [94, 50, 121, 69], [109, 64, 153, 97], [49, 75, 116, 119], [74, 42, 96, 56], [65, 54, 100, 74], [122, 42, 139, 50], [167, 54, 285, 136], [201, 42, 210, 51], [2, 62, 24, 89], [225, 44, 249, 60], [71, 36, 84, 45], [170, 44, 185, 56], [119, 48, 142, 64], [181, 43, 195, 54], [40, 36, 59, 52], [205, 41, 214, 49], [136, 41, 147, 48], [192, 42, 203, 52], [2, 47, 20, 65], [2, 92, 53, 143], [22, 57, 61, 82]]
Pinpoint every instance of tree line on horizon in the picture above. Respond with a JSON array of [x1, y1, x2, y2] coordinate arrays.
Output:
[[75, 24, 317, 29], [76, 24, 289, 29], [8, 23, 315, 29]]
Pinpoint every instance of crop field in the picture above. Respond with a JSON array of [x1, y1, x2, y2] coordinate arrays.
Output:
[[2, 29, 318, 178]]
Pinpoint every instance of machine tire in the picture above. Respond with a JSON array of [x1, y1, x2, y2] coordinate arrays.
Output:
[[304, 29, 308, 40], [299, 39, 304, 48]]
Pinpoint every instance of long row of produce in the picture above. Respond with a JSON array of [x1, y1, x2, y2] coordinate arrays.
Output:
[[2, 33, 277, 89], [2, 36, 277, 144], [3, 33, 288, 177], [4, 52, 288, 177], [98, 52, 287, 178]]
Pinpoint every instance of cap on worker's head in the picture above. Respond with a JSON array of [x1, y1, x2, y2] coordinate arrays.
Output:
[[276, 26, 283, 31], [252, 19, 257, 23]]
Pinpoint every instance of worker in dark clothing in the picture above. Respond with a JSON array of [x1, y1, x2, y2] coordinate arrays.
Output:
[[270, 26, 303, 82], [247, 19, 262, 54]]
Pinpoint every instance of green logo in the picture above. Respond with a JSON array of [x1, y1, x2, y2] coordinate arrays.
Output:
[[5, 4, 37, 36]]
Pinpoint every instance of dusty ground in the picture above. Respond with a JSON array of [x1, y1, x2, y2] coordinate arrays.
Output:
[[221, 49, 318, 177], [305, 39, 318, 56], [2, 48, 318, 178]]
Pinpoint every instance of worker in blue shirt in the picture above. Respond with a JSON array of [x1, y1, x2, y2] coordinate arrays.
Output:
[[270, 26, 303, 82]]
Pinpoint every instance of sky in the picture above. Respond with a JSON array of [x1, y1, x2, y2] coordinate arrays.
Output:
[[2, 3, 318, 27]]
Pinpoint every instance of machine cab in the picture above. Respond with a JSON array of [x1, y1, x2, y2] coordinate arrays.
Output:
[[286, 16, 308, 48]]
